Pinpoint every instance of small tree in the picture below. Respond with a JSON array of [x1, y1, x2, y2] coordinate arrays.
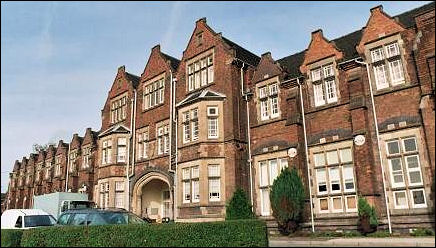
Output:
[[357, 197, 378, 234], [270, 168, 305, 235], [226, 188, 254, 220]]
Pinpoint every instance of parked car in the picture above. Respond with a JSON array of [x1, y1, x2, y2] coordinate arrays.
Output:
[[1, 209, 57, 229], [57, 208, 146, 226]]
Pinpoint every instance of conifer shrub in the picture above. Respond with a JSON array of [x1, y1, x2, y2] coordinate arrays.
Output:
[[270, 167, 305, 235], [357, 197, 378, 234], [226, 188, 254, 220]]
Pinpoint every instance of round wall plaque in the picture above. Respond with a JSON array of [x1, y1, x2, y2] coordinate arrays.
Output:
[[354, 135, 366, 146], [287, 148, 297, 158]]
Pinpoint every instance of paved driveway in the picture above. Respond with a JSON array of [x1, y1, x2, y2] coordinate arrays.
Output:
[[269, 237, 435, 247]]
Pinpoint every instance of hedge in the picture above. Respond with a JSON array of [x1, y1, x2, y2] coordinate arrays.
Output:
[[19, 219, 267, 247], [1, 229, 23, 247]]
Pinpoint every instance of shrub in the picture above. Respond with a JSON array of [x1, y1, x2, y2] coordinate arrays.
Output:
[[357, 197, 378, 234], [20, 219, 267, 247], [270, 167, 305, 235], [410, 228, 435, 236], [226, 188, 254, 220], [1, 229, 23, 247]]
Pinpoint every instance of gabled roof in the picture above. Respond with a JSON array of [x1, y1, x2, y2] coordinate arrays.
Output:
[[125, 72, 140, 89], [395, 2, 435, 28], [222, 36, 261, 66], [277, 2, 434, 78], [176, 89, 226, 108], [98, 124, 130, 137], [161, 52, 181, 71]]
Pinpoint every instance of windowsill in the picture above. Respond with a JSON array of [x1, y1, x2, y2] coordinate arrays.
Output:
[[186, 82, 215, 95], [252, 117, 285, 128], [100, 162, 127, 167], [373, 81, 417, 96], [314, 212, 358, 218], [109, 120, 127, 126]]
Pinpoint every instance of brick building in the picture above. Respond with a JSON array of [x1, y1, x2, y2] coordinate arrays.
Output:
[[4, 3, 435, 231]]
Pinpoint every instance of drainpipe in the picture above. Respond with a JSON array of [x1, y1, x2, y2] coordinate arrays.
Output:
[[354, 58, 392, 234], [169, 70, 174, 220], [297, 77, 315, 233], [173, 76, 178, 221], [127, 90, 136, 211], [239, 62, 254, 210], [65, 143, 71, 192]]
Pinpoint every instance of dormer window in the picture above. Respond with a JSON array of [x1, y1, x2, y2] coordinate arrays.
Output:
[[111, 96, 127, 124], [258, 82, 280, 121], [311, 63, 338, 107], [370, 42, 405, 90], [187, 53, 214, 92], [143, 77, 164, 110]]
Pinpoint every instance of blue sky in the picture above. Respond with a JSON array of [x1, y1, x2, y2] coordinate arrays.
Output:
[[1, 1, 431, 192]]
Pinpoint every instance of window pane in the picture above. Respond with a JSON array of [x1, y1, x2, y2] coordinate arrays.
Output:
[[394, 191, 407, 207], [343, 165, 355, 191], [314, 153, 325, 167], [403, 138, 417, 152], [329, 167, 340, 192], [316, 169, 327, 193], [269, 160, 278, 184], [311, 68, 321, 81], [260, 161, 268, 187], [412, 190, 425, 205], [409, 171, 422, 184], [323, 64, 334, 77], [346, 196, 357, 210], [389, 60, 404, 84], [319, 198, 328, 211], [191, 166, 199, 178], [371, 47, 384, 62], [208, 165, 220, 177], [332, 197, 342, 211], [270, 97, 279, 117], [313, 83, 325, 106], [325, 80, 337, 103], [374, 64, 388, 89], [182, 168, 190, 180], [340, 148, 352, 163], [326, 150, 338, 165], [387, 140, 400, 155], [192, 180, 200, 201], [406, 155, 419, 169]]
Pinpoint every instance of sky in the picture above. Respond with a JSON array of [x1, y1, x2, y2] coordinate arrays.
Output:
[[1, 1, 431, 193]]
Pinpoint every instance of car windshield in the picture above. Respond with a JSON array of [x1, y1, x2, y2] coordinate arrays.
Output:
[[24, 215, 57, 227], [88, 212, 145, 225]]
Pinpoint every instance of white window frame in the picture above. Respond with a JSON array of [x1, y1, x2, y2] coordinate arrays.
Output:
[[316, 168, 328, 195], [374, 64, 389, 90], [345, 195, 358, 212], [330, 196, 343, 213], [388, 157, 405, 188], [342, 165, 355, 193], [208, 178, 220, 202], [410, 189, 427, 208], [393, 190, 408, 209], [324, 79, 337, 103], [313, 83, 325, 107], [318, 197, 329, 213], [117, 138, 127, 163], [208, 117, 218, 139], [405, 155, 423, 187], [388, 59, 405, 85]]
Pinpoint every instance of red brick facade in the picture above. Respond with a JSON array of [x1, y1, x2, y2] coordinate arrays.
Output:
[[4, 3, 435, 231]]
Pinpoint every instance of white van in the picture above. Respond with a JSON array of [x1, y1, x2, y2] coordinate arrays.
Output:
[[1, 209, 56, 229]]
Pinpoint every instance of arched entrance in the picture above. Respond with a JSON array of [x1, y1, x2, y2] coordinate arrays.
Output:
[[132, 172, 173, 221]]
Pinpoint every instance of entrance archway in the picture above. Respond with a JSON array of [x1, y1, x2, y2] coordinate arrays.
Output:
[[132, 172, 173, 221]]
